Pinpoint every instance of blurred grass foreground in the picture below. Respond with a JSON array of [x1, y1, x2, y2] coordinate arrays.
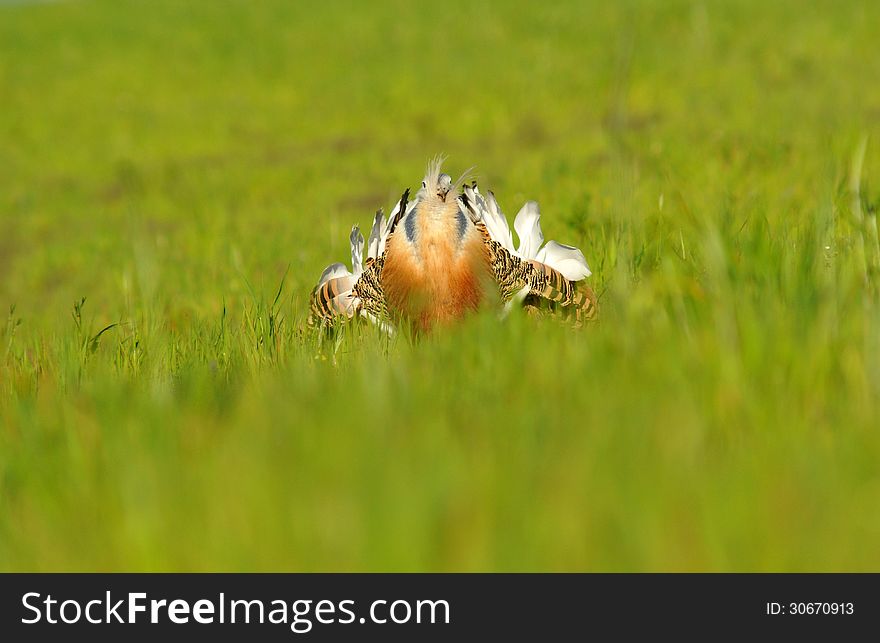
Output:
[[1, 0, 880, 571]]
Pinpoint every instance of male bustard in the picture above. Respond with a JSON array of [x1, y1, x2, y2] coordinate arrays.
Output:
[[309, 159, 597, 333]]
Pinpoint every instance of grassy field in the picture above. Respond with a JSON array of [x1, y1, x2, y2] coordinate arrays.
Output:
[[2, 0, 880, 571]]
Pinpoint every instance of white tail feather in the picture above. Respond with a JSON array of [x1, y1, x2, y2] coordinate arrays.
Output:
[[367, 210, 385, 260], [535, 241, 592, 280], [350, 225, 364, 276]]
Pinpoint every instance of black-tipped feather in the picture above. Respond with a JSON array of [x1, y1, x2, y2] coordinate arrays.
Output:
[[388, 188, 410, 235]]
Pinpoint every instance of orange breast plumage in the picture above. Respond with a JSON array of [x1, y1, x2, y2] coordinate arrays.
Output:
[[381, 174, 491, 332]]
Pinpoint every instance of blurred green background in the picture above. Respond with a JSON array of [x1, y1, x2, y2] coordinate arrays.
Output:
[[1, 0, 879, 570]]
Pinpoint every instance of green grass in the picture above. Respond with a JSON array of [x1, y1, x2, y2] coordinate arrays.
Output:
[[2, 0, 880, 571]]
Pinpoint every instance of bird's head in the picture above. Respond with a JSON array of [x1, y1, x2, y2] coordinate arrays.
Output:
[[436, 173, 452, 200], [419, 172, 452, 201], [419, 156, 456, 203]]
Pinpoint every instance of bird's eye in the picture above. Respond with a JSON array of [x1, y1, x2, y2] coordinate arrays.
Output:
[[421, 181, 426, 188]]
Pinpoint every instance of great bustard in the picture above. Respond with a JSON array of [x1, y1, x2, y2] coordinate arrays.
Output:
[[309, 159, 597, 333]]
